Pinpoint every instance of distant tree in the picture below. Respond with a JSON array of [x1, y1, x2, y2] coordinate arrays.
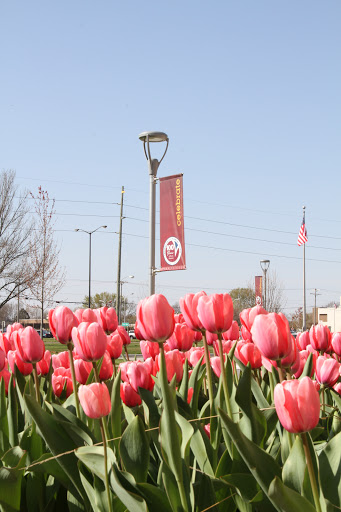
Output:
[[264, 270, 286, 313], [0, 170, 34, 308], [229, 287, 255, 323], [172, 302, 181, 315], [28, 187, 65, 336], [19, 308, 30, 320], [82, 291, 136, 324]]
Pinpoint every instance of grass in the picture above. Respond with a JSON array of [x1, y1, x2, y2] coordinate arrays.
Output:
[[44, 338, 142, 355]]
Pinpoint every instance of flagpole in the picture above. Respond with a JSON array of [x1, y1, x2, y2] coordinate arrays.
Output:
[[302, 206, 306, 331]]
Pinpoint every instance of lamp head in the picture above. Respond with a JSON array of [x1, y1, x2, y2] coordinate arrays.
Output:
[[138, 131, 168, 143], [260, 259, 270, 272]]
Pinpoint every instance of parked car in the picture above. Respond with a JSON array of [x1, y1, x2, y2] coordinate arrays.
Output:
[[43, 330, 54, 338], [128, 330, 136, 340]]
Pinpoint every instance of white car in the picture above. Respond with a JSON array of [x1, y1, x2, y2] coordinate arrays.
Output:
[[128, 330, 136, 340]]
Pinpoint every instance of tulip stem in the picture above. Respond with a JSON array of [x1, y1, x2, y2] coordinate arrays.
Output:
[[276, 360, 285, 383], [99, 418, 113, 512], [32, 363, 40, 404], [217, 333, 232, 418], [93, 361, 111, 442], [202, 331, 214, 409], [67, 343, 81, 419], [124, 345, 130, 361], [112, 359, 116, 377], [301, 432, 322, 512]]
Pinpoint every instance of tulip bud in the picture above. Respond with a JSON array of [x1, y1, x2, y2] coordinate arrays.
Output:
[[72, 322, 107, 362], [78, 383, 111, 418], [136, 294, 175, 343]]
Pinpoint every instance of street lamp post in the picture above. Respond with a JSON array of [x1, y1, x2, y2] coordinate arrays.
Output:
[[75, 226, 107, 308], [139, 131, 169, 295], [260, 259, 270, 310], [118, 275, 134, 324]]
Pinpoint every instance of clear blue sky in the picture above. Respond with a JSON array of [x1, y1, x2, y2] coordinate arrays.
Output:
[[1, 1, 340, 316]]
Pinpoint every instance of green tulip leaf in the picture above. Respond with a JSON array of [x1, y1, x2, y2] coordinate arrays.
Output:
[[268, 476, 316, 512], [282, 435, 307, 495], [120, 415, 150, 483], [219, 407, 281, 508], [8, 374, 18, 448], [109, 370, 122, 455], [76, 445, 116, 482], [236, 364, 267, 446], [0, 379, 9, 454], [299, 353, 314, 380], [178, 358, 189, 401], [0, 447, 27, 511], [110, 464, 147, 512], [25, 394, 86, 503], [319, 431, 341, 507], [159, 460, 183, 512], [137, 482, 173, 512], [190, 427, 215, 477]]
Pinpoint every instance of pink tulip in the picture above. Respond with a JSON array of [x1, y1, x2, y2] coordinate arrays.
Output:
[[127, 361, 154, 392], [331, 332, 341, 357], [193, 331, 203, 343], [251, 313, 292, 360], [78, 383, 111, 418], [13, 327, 45, 363], [52, 367, 73, 397], [211, 356, 223, 378], [74, 359, 92, 384], [167, 323, 195, 351], [106, 333, 123, 360], [296, 331, 310, 351], [241, 325, 252, 341], [0, 369, 12, 395], [52, 351, 70, 370], [315, 355, 340, 387], [240, 305, 268, 333], [197, 293, 234, 334], [136, 294, 175, 343], [309, 324, 331, 353], [0, 349, 6, 373], [120, 382, 142, 407], [174, 313, 185, 323], [36, 350, 51, 376], [294, 350, 315, 379], [235, 341, 262, 369], [179, 291, 207, 332], [73, 309, 84, 324], [114, 326, 130, 346], [222, 320, 240, 341], [99, 351, 113, 381], [156, 349, 184, 383], [280, 335, 299, 370], [187, 387, 194, 404], [0, 333, 14, 355], [81, 309, 98, 323], [95, 307, 118, 333], [333, 382, 341, 395], [140, 340, 159, 360], [8, 350, 33, 375], [204, 423, 211, 439], [72, 322, 107, 362], [274, 377, 320, 433], [186, 347, 206, 367], [134, 322, 144, 341], [49, 306, 78, 344], [6, 323, 23, 343], [213, 339, 234, 357], [118, 361, 130, 382]]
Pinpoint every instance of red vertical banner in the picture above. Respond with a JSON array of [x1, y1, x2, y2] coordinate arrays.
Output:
[[255, 276, 263, 306], [159, 174, 186, 271]]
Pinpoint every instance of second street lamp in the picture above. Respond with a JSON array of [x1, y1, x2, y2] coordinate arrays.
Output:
[[75, 225, 107, 308], [139, 131, 169, 295], [260, 259, 270, 310]]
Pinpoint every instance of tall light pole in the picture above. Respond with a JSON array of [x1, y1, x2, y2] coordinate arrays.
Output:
[[75, 226, 107, 308], [119, 275, 134, 324], [260, 259, 270, 310], [139, 131, 169, 295]]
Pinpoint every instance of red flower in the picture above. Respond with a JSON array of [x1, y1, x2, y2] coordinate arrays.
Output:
[[13, 327, 45, 363], [107, 333, 123, 360], [251, 313, 291, 360], [49, 306, 78, 344], [52, 367, 73, 397], [167, 323, 195, 351], [136, 294, 175, 343], [315, 355, 340, 387], [36, 350, 51, 376], [120, 382, 142, 407], [72, 322, 107, 362], [197, 294, 234, 334], [274, 377, 320, 433], [179, 291, 207, 332], [8, 350, 33, 375], [309, 324, 331, 353], [78, 383, 111, 418]]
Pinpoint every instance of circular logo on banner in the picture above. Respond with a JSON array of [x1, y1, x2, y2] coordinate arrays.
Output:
[[163, 237, 182, 266], [255, 295, 262, 305]]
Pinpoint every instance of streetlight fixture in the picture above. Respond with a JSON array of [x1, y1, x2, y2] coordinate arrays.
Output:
[[75, 225, 107, 308], [139, 131, 169, 295], [118, 275, 134, 324], [260, 259, 270, 310]]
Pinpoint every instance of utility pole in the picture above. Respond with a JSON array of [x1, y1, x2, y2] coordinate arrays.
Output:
[[310, 288, 321, 325], [116, 186, 125, 323]]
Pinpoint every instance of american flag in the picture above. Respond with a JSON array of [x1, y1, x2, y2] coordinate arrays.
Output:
[[297, 217, 308, 246]]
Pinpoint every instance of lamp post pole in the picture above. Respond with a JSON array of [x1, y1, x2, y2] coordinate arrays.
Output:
[[260, 260, 270, 310], [139, 131, 169, 295], [75, 226, 107, 308], [118, 275, 134, 324]]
